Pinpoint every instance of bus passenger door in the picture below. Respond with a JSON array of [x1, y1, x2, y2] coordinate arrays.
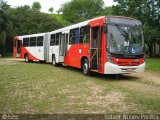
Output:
[[59, 33, 65, 62], [63, 33, 69, 65], [15, 40, 22, 58], [64, 33, 68, 57], [90, 26, 102, 72]]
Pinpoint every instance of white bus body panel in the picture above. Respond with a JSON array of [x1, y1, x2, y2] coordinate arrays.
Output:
[[104, 62, 145, 74], [26, 47, 44, 60], [17, 33, 48, 61], [44, 34, 49, 61], [49, 46, 60, 63]]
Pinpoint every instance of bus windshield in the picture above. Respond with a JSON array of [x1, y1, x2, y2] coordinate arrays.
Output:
[[107, 24, 144, 57]]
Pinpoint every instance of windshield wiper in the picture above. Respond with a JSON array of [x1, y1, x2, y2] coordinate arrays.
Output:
[[115, 24, 129, 42]]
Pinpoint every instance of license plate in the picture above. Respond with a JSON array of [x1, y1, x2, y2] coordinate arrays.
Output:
[[127, 68, 133, 72]]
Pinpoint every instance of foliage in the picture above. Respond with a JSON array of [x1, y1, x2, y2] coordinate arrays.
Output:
[[52, 14, 70, 27], [143, 22, 158, 56], [60, 0, 104, 23], [0, 0, 10, 9], [0, 1, 13, 56], [0, 1, 62, 55], [6, 5, 62, 35], [48, 7, 54, 14], [32, 1, 41, 12], [101, 7, 113, 15]]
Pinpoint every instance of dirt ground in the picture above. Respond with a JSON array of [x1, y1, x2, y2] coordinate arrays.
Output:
[[129, 71, 160, 85]]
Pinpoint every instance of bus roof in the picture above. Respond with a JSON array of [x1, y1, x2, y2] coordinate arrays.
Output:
[[15, 15, 141, 39], [49, 16, 106, 34], [15, 32, 48, 40]]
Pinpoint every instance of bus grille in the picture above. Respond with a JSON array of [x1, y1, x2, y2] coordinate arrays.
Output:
[[117, 61, 140, 66]]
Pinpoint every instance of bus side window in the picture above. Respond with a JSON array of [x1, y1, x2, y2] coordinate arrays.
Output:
[[56, 33, 60, 45], [37, 36, 43, 46], [50, 34, 55, 46], [70, 28, 79, 44], [66, 33, 68, 44], [80, 26, 90, 44], [23, 38, 29, 47], [30, 37, 36, 46]]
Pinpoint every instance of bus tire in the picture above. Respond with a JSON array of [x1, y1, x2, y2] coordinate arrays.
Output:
[[39, 60, 45, 64], [52, 55, 58, 66], [25, 54, 29, 63], [82, 58, 90, 75]]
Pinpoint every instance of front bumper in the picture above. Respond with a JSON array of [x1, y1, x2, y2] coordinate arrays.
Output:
[[104, 62, 145, 74]]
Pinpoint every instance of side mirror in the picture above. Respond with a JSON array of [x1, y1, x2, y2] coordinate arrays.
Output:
[[103, 23, 108, 33]]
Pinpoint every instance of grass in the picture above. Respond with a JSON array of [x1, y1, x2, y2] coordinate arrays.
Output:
[[146, 58, 160, 72], [0, 58, 160, 114]]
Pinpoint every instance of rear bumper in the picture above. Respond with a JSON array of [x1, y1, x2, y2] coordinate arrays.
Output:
[[104, 62, 145, 74]]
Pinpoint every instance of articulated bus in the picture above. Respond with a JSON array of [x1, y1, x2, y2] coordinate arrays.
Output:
[[13, 16, 145, 75]]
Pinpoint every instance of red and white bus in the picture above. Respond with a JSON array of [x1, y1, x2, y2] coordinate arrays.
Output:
[[13, 16, 145, 75]]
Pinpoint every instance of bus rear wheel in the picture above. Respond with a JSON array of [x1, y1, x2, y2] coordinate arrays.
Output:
[[82, 59, 90, 75], [52, 55, 58, 66], [25, 54, 29, 63]]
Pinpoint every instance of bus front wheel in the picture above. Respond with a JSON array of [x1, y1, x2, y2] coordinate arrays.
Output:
[[82, 59, 90, 75]]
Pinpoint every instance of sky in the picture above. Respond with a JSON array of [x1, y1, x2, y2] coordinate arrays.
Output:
[[5, 0, 117, 13]]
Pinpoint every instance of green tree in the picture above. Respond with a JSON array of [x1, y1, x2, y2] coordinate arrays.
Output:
[[0, 1, 63, 56], [0, 1, 13, 56], [143, 22, 158, 57], [48, 7, 53, 14], [0, 1, 10, 10], [101, 7, 113, 15], [60, 0, 104, 23], [0, 0, 2, 5], [0, 3, 62, 56], [6, 5, 62, 35], [32, 1, 41, 12]]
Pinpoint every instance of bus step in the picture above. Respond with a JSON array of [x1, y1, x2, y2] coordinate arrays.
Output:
[[90, 69, 98, 73]]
